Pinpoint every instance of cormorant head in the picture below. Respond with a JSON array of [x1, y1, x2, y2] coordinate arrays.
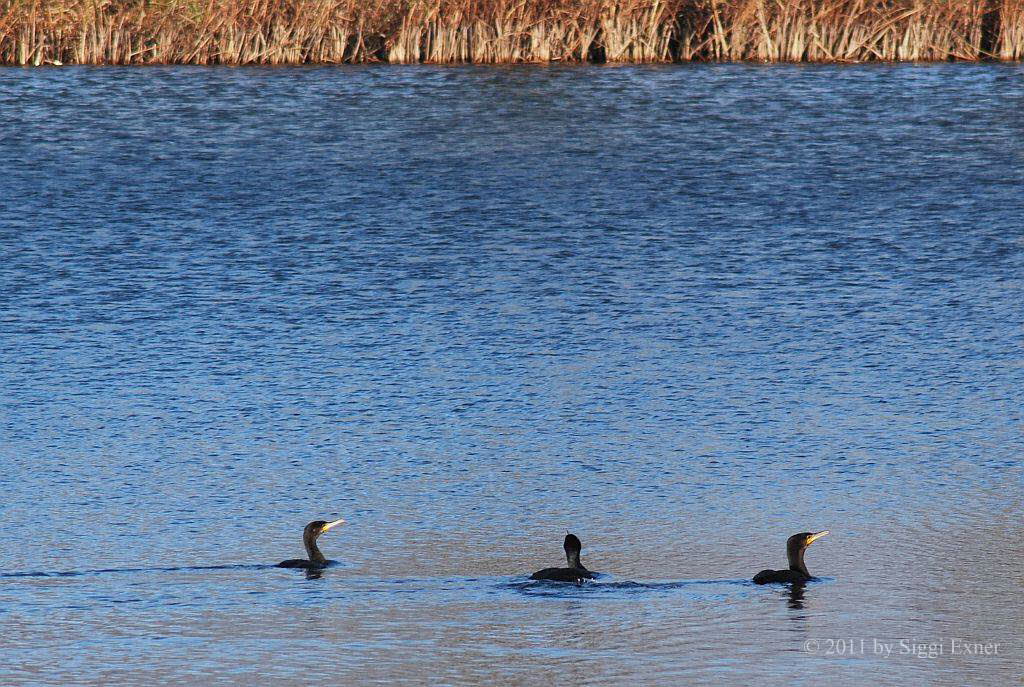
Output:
[[787, 530, 829, 555], [563, 532, 583, 568], [785, 530, 828, 576], [304, 518, 346, 541]]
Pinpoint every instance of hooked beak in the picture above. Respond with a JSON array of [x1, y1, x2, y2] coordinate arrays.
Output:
[[807, 530, 829, 544], [322, 518, 346, 533]]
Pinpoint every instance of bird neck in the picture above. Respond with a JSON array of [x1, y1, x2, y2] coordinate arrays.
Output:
[[787, 546, 809, 576], [303, 532, 328, 566], [565, 550, 584, 570]]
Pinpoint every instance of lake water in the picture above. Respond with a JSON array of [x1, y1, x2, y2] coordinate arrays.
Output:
[[1, 64, 1022, 686]]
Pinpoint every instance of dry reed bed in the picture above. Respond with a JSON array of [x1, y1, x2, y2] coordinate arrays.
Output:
[[1, 0, 1021, 64]]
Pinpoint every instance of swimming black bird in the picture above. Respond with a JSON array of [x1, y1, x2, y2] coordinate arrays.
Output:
[[277, 518, 345, 569], [530, 533, 597, 583], [753, 530, 829, 584]]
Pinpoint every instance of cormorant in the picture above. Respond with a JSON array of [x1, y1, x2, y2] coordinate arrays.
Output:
[[753, 530, 829, 584], [530, 533, 597, 583], [277, 518, 345, 569]]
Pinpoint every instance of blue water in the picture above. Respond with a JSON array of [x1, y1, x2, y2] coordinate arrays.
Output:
[[1, 64, 1022, 685]]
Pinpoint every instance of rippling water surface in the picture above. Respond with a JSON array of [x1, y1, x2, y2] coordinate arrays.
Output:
[[1, 64, 1022, 685]]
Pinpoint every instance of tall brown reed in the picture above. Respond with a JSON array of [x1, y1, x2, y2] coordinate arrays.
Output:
[[698, 0, 990, 62], [1000, 0, 1024, 57], [0, 0, 391, 65], [0, 0, 1020, 64], [386, 0, 685, 64]]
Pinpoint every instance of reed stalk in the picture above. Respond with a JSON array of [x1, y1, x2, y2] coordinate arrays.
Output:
[[1000, 0, 1024, 57]]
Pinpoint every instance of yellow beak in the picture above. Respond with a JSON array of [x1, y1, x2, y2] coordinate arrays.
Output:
[[807, 530, 830, 544], [322, 518, 346, 533]]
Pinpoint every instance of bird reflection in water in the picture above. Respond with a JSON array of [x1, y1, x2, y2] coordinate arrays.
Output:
[[787, 582, 807, 610]]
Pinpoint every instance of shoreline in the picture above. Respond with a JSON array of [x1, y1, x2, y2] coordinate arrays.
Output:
[[3, 0, 1023, 66]]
